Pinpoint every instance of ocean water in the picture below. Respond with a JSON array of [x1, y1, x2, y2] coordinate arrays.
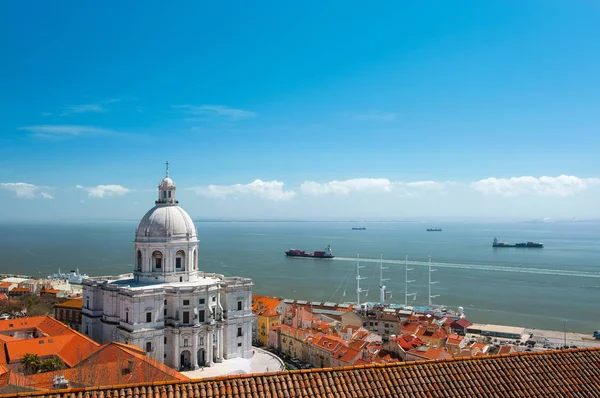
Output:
[[1, 221, 599, 334]]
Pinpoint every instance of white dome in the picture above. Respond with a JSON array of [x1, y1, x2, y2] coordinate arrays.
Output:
[[160, 177, 175, 188], [136, 205, 197, 241]]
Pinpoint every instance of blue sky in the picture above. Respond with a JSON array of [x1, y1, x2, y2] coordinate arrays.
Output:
[[1, 0, 600, 221]]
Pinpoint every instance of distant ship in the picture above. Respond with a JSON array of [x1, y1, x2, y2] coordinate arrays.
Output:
[[492, 237, 544, 248], [285, 245, 334, 259], [426, 228, 442, 232], [47, 268, 89, 284], [352, 227, 367, 230]]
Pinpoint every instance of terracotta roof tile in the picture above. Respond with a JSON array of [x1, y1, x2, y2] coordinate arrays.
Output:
[[54, 298, 83, 309], [1, 349, 600, 397], [0, 316, 100, 367], [252, 295, 282, 313]]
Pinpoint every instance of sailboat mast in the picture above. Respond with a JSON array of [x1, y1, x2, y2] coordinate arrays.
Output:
[[428, 255, 440, 307], [405, 255, 416, 307], [379, 254, 389, 306], [356, 254, 365, 314]]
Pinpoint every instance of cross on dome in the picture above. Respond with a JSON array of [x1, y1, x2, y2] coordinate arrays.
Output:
[[165, 160, 169, 177]]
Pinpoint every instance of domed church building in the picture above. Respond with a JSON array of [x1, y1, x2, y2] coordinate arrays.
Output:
[[82, 165, 254, 371]]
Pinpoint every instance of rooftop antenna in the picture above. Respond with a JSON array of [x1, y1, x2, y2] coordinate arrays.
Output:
[[356, 254, 366, 314], [379, 254, 389, 306], [428, 255, 440, 307], [405, 255, 416, 307]]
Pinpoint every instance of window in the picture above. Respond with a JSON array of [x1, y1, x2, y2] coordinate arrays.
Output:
[[183, 300, 190, 306], [184, 339, 189, 347], [164, 337, 167, 344], [199, 336, 204, 345], [85, 325, 89, 335], [237, 327, 243, 337], [146, 312, 152, 323], [199, 298, 205, 304], [152, 251, 163, 270], [125, 311, 129, 323], [176, 250, 185, 269], [164, 299, 167, 305], [146, 342, 152, 352], [86, 298, 90, 309], [164, 308, 167, 316], [198, 310, 205, 322], [168, 191, 172, 198], [237, 301, 242, 311], [136, 250, 142, 271], [212, 296, 216, 302], [183, 311, 190, 324], [163, 191, 167, 199], [238, 343, 242, 347]]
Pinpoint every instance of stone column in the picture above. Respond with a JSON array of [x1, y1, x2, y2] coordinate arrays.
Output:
[[173, 330, 180, 370], [207, 329, 214, 366], [192, 330, 199, 369], [218, 325, 224, 361]]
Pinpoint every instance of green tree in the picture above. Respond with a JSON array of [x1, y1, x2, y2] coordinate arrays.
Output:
[[21, 353, 42, 375], [40, 357, 65, 373]]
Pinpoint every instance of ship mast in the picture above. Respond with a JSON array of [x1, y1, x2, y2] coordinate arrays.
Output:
[[405, 255, 416, 307], [379, 254, 389, 306], [356, 254, 366, 314], [428, 255, 440, 307]]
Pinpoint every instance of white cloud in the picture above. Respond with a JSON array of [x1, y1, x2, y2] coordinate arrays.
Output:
[[59, 99, 121, 116], [60, 103, 106, 116], [301, 178, 394, 195], [173, 104, 257, 120], [300, 178, 447, 196], [190, 179, 295, 201], [19, 125, 118, 140], [471, 175, 600, 197], [0, 182, 52, 199], [76, 184, 133, 198], [353, 112, 397, 121]]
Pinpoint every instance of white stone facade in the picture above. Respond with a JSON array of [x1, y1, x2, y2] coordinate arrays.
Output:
[[81, 167, 254, 370]]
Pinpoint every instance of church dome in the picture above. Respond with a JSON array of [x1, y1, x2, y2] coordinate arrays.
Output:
[[136, 205, 197, 241], [135, 163, 197, 242]]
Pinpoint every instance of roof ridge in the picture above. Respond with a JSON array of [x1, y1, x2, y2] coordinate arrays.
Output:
[[3, 348, 600, 397]]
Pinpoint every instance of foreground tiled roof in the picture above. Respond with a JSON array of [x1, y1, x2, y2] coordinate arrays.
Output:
[[1, 348, 599, 397]]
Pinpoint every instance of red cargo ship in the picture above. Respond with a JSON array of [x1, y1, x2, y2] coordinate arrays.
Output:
[[285, 245, 334, 259]]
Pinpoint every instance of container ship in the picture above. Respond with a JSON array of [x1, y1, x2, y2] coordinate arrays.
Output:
[[493, 237, 544, 248], [285, 245, 334, 259]]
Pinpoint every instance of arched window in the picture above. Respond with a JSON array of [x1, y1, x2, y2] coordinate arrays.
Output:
[[176, 250, 185, 270], [152, 251, 163, 271], [193, 249, 197, 270], [136, 250, 142, 271]]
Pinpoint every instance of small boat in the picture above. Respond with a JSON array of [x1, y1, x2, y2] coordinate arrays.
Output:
[[285, 245, 334, 259], [426, 228, 442, 232], [352, 227, 366, 230]]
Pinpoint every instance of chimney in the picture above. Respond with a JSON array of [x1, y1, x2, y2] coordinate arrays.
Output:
[[127, 359, 133, 374]]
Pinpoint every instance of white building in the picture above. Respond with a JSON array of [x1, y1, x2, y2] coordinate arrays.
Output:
[[81, 166, 254, 371]]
